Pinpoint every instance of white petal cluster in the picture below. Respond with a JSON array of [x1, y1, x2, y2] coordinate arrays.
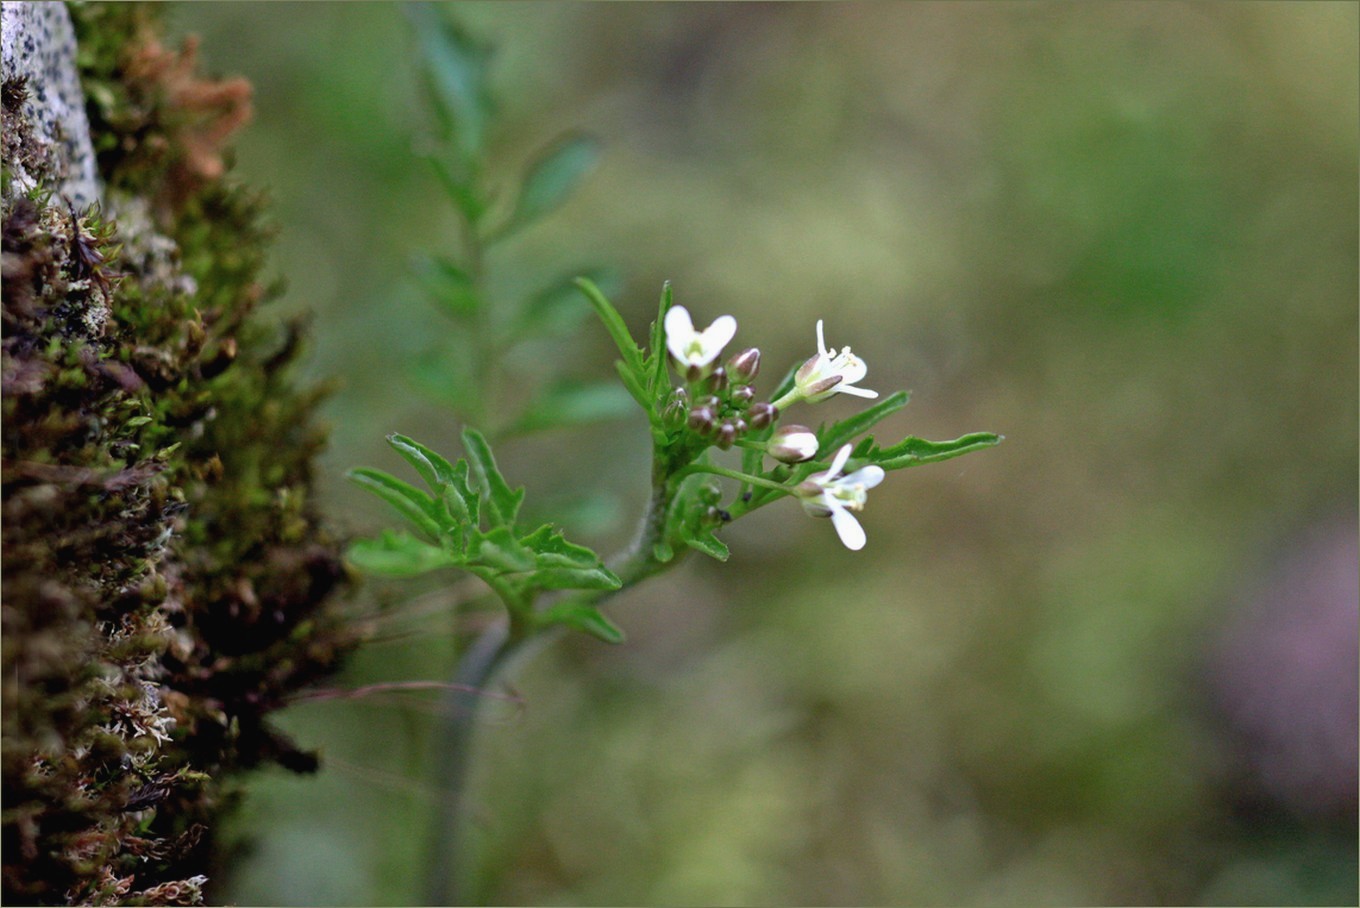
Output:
[[665, 305, 737, 375], [792, 320, 878, 403], [795, 444, 885, 551]]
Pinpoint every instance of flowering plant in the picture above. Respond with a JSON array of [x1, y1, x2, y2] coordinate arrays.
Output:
[[343, 8, 1000, 903]]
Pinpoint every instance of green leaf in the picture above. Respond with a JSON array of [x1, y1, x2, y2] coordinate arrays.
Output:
[[682, 529, 730, 562], [538, 601, 626, 644], [387, 433, 459, 492], [504, 133, 600, 233], [461, 427, 525, 526], [518, 524, 622, 590], [408, 3, 491, 162], [532, 566, 622, 591], [413, 255, 479, 319], [575, 277, 645, 374], [520, 523, 599, 565], [507, 380, 638, 435], [423, 152, 486, 224], [347, 468, 443, 540], [873, 432, 1004, 471], [647, 281, 673, 394], [816, 391, 910, 457], [468, 525, 536, 574], [347, 530, 458, 577]]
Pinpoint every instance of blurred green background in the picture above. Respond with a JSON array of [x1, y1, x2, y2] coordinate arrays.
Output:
[[170, 2, 1357, 904]]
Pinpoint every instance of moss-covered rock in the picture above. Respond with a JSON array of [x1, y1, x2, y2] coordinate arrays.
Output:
[[2, 4, 352, 904]]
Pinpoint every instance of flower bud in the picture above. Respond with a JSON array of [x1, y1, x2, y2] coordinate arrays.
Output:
[[726, 347, 761, 382], [698, 481, 723, 505], [696, 394, 721, 410], [748, 401, 777, 430], [715, 420, 739, 450], [703, 367, 728, 393], [768, 425, 819, 463], [687, 406, 717, 434], [730, 384, 754, 408]]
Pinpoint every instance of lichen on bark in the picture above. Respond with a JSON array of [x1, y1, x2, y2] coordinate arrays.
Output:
[[2, 3, 353, 904]]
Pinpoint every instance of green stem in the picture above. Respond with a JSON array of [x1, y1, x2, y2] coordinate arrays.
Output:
[[679, 462, 790, 494]]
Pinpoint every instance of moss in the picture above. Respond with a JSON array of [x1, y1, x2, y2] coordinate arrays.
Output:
[[3, 3, 353, 904]]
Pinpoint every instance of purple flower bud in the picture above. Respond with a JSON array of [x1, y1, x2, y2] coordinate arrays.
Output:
[[730, 384, 755, 408], [726, 347, 761, 382], [715, 421, 739, 449], [748, 402, 777, 429], [687, 406, 717, 434], [704, 367, 728, 393]]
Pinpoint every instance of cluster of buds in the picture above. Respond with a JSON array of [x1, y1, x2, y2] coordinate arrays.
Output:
[[664, 306, 778, 450]]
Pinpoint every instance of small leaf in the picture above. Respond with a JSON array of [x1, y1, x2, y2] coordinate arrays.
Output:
[[347, 468, 443, 540], [504, 133, 600, 233], [408, 3, 492, 161], [423, 153, 486, 224], [816, 391, 910, 457], [468, 525, 536, 574], [461, 427, 526, 526], [575, 277, 645, 374], [683, 530, 730, 562], [125, 416, 153, 428], [647, 281, 673, 395], [347, 530, 458, 577], [873, 432, 1004, 471], [520, 523, 599, 565], [507, 381, 637, 435], [387, 433, 459, 492], [539, 601, 626, 644], [413, 255, 479, 319], [532, 566, 622, 591]]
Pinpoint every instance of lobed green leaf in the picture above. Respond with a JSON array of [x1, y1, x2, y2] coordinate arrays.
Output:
[[872, 432, 1004, 471], [538, 601, 626, 644], [816, 391, 910, 457], [347, 530, 459, 577], [461, 427, 525, 527], [347, 467, 443, 540]]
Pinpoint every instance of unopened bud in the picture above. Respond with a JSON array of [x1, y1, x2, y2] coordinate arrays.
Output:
[[726, 347, 761, 382], [768, 425, 819, 463], [687, 406, 717, 434], [730, 384, 754, 408], [698, 481, 723, 505], [663, 397, 688, 429], [695, 394, 721, 410], [715, 421, 739, 449], [704, 367, 728, 393], [748, 402, 777, 429]]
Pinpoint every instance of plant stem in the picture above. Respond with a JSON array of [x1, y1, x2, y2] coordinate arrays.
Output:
[[421, 474, 678, 904]]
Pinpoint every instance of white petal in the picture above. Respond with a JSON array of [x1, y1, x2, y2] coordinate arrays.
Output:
[[841, 465, 885, 489], [815, 319, 829, 357], [833, 353, 868, 385], [836, 384, 879, 399], [699, 314, 738, 357], [664, 306, 696, 360], [827, 444, 853, 478], [829, 504, 867, 550]]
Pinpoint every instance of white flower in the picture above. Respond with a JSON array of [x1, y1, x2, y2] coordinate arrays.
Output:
[[795, 444, 885, 551], [665, 305, 737, 376], [788, 320, 878, 404]]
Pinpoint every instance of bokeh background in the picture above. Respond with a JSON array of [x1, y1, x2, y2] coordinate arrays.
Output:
[[170, 2, 1356, 904]]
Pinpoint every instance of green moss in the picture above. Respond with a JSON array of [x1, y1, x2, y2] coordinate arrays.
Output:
[[3, 3, 353, 904]]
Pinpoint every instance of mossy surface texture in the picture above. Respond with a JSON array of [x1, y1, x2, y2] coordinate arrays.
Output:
[[2, 4, 352, 904]]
